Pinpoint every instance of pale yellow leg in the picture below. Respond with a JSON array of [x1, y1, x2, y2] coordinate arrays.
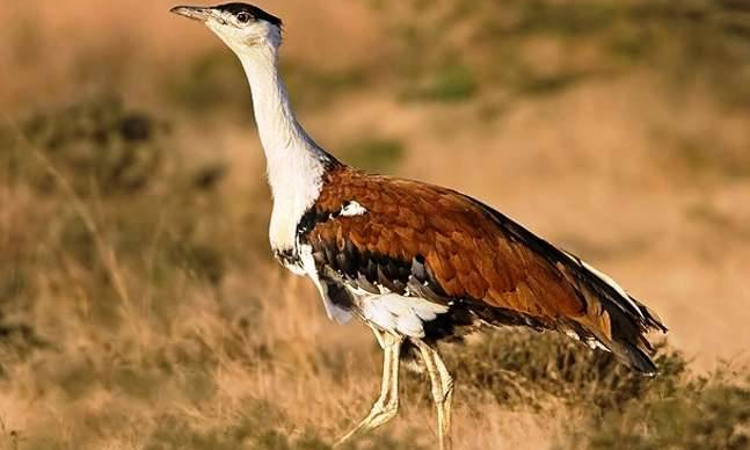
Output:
[[335, 327, 403, 447], [413, 339, 455, 450]]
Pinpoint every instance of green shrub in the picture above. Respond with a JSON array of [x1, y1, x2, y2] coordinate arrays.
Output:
[[447, 329, 684, 411], [164, 51, 251, 114], [340, 137, 405, 173], [565, 373, 750, 450], [411, 63, 478, 103], [442, 329, 749, 450], [16, 94, 166, 196], [145, 400, 424, 450], [376, 0, 750, 106]]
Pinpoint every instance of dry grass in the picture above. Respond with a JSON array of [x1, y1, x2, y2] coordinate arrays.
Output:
[[2, 1, 750, 449]]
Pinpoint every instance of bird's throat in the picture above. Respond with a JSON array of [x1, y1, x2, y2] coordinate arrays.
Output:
[[237, 46, 331, 251]]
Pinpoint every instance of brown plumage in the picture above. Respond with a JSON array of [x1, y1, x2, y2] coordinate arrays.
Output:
[[302, 166, 666, 373]]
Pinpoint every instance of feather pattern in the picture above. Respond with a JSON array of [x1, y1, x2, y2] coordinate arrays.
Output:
[[293, 166, 666, 373]]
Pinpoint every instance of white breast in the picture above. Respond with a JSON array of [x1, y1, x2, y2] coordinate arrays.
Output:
[[267, 153, 326, 251]]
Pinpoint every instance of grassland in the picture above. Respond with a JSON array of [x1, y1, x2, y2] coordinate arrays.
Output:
[[1, 1, 749, 449]]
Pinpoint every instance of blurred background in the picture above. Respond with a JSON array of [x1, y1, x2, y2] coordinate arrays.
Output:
[[2, 1, 750, 449]]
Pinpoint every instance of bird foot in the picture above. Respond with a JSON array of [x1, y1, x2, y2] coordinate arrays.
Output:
[[334, 401, 398, 447]]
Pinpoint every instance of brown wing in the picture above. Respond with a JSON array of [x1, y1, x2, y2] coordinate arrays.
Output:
[[303, 166, 666, 372]]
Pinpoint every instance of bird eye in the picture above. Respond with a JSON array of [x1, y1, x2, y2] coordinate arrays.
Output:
[[236, 12, 251, 24]]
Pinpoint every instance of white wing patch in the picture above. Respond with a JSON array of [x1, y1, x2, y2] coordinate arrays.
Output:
[[357, 292, 449, 338], [339, 201, 368, 217]]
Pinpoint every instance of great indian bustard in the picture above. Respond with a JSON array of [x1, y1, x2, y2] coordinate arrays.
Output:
[[171, 4, 668, 449]]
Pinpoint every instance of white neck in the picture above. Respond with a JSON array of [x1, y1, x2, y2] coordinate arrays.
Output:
[[237, 44, 335, 251]]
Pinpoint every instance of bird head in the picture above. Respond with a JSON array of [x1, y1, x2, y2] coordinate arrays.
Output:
[[170, 3, 283, 53]]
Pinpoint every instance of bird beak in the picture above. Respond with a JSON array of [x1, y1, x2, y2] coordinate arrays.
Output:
[[170, 5, 213, 22]]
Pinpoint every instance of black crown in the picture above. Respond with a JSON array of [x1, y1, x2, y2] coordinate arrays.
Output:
[[215, 3, 283, 27]]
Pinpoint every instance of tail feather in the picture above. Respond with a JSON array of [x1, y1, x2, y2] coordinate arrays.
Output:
[[467, 198, 667, 373], [611, 339, 658, 374], [556, 252, 667, 374], [600, 305, 660, 374]]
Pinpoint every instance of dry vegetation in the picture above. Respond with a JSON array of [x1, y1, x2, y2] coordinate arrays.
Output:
[[2, 1, 750, 449]]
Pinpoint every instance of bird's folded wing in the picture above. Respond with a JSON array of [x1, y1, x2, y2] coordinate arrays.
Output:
[[304, 168, 586, 324], [300, 166, 665, 369]]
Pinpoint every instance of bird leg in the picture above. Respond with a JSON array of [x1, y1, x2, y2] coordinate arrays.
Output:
[[413, 339, 455, 450], [335, 327, 403, 447]]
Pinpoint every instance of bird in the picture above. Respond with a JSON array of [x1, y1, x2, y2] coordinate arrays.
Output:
[[171, 4, 668, 449]]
